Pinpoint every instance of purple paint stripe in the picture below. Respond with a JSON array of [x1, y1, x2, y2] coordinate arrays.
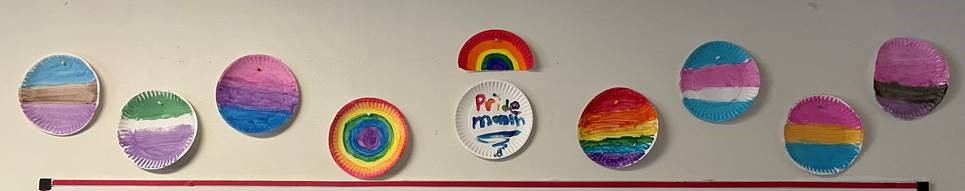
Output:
[[216, 84, 298, 112], [788, 99, 861, 128], [587, 152, 644, 168], [680, 60, 760, 91], [21, 103, 96, 135], [119, 124, 195, 161], [875, 96, 932, 120]]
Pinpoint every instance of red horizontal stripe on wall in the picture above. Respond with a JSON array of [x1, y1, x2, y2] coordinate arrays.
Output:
[[50, 179, 919, 188]]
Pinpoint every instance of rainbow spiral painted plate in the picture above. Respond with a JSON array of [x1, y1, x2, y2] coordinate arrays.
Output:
[[329, 98, 408, 179]]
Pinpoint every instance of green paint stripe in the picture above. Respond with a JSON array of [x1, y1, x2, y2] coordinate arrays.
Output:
[[579, 135, 654, 147], [122, 90, 192, 120]]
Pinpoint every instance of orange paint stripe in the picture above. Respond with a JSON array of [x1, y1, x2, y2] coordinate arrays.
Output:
[[579, 120, 657, 141], [579, 107, 656, 132]]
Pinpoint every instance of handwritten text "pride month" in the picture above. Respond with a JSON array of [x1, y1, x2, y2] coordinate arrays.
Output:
[[472, 93, 525, 129]]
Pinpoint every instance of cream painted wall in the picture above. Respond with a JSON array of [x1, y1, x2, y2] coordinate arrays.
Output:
[[1, 0, 963, 190]]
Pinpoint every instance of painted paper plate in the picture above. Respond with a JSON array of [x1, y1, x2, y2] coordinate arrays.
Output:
[[680, 41, 760, 123], [784, 95, 862, 175], [19, 54, 99, 136], [216, 54, 299, 134], [330, 98, 408, 179], [874, 37, 949, 120], [578, 87, 659, 168], [458, 29, 534, 71], [118, 90, 198, 170], [454, 80, 533, 159]]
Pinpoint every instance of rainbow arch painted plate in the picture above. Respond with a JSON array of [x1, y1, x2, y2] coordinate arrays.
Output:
[[784, 95, 862, 175], [680, 41, 760, 123], [19, 54, 100, 136], [578, 87, 659, 168], [874, 37, 949, 120], [216, 54, 299, 134], [118, 90, 198, 170], [458, 29, 534, 71], [330, 98, 408, 179], [454, 80, 534, 159]]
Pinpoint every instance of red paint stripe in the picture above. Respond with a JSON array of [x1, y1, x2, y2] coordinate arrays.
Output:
[[51, 180, 918, 188]]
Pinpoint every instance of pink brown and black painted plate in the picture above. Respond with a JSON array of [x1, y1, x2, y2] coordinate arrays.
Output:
[[874, 37, 949, 120]]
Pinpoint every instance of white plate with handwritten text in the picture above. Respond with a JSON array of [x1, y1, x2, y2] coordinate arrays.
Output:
[[454, 80, 534, 160]]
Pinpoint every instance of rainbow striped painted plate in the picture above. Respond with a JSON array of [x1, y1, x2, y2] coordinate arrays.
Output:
[[216, 54, 299, 135], [330, 98, 408, 179], [458, 30, 534, 71], [784, 95, 862, 175], [118, 90, 198, 170], [578, 87, 659, 168], [454, 80, 534, 160], [19, 54, 100, 136], [680, 41, 760, 123]]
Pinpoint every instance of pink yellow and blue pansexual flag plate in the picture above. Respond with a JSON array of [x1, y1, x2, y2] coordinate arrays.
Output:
[[784, 95, 863, 175], [458, 29, 534, 71]]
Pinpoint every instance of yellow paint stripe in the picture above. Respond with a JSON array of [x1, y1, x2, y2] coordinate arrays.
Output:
[[579, 120, 657, 141], [784, 124, 863, 144]]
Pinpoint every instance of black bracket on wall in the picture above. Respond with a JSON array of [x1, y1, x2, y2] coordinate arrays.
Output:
[[38, 178, 51, 191]]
